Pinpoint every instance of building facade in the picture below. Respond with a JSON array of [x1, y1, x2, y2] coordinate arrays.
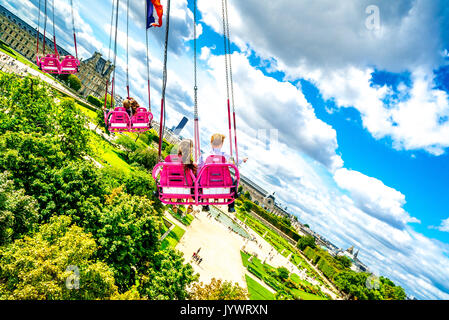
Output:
[[0, 5, 71, 62], [77, 51, 114, 98], [0, 5, 113, 99], [336, 246, 369, 272]]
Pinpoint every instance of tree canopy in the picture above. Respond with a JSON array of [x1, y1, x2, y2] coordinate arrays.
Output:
[[189, 278, 248, 300]]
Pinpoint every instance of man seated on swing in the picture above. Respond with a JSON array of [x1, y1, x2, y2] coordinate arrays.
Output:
[[199, 133, 248, 213]]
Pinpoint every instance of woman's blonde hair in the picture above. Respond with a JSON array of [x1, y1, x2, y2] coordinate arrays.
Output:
[[211, 133, 226, 147], [178, 139, 193, 164]]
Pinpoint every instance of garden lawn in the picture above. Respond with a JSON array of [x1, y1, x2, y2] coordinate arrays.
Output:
[[168, 207, 194, 226], [291, 288, 326, 300], [75, 103, 97, 122], [88, 132, 133, 174], [161, 225, 186, 250], [245, 275, 275, 300]]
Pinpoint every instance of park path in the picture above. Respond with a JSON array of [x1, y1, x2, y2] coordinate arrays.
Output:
[[175, 208, 249, 289]]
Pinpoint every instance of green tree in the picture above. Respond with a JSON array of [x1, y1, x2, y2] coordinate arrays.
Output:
[[130, 148, 158, 170], [189, 278, 248, 300], [125, 169, 157, 200], [297, 236, 316, 251], [57, 98, 89, 158], [0, 171, 39, 245], [0, 74, 57, 135], [243, 200, 253, 212], [0, 131, 67, 192], [380, 277, 407, 300], [37, 161, 106, 223], [87, 95, 103, 108], [277, 267, 290, 281], [139, 249, 198, 300], [67, 74, 82, 91], [0, 216, 118, 299], [335, 255, 352, 269], [94, 193, 162, 291], [101, 93, 115, 110]]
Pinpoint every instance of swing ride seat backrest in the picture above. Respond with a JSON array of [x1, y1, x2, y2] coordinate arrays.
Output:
[[40, 54, 61, 74], [107, 107, 131, 132], [59, 55, 80, 74], [152, 155, 196, 205], [130, 107, 153, 132], [196, 155, 239, 205]]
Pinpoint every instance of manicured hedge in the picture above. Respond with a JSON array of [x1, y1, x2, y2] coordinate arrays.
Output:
[[249, 202, 301, 241], [248, 265, 263, 280]]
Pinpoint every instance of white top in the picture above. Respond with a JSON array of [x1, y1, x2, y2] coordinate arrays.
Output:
[[199, 148, 242, 168]]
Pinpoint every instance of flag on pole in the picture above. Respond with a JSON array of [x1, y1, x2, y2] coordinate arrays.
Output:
[[147, 0, 163, 28]]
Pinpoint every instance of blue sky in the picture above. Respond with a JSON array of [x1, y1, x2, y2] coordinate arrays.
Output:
[[3, 0, 449, 299]]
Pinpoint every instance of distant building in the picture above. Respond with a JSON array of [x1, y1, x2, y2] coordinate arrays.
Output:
[[0, 5, 71, 62], [172, 116, 188, 136], [152, 120, 181, 146], [239, 177, 291, 217], [336, 246, 369, 272], [0, 5, 113, 100], [77, 52, 114, 98]]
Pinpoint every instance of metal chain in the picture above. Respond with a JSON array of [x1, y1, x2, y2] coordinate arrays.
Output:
[[43, 0, 47, 54], [159, 0, 171, 160], [126, 0, 129, 96], [193, 0, 198, 120], [224, 0, 235, 113], [221, 0, 230, 101], [36, 0, 41, 55], [70, 0, 76, 39], [112, 0, 120, 100], [107, 0, 115, 61], [70, 0, 78, 59], [52, 0, 57, 50], [145, 15, 151, 111]]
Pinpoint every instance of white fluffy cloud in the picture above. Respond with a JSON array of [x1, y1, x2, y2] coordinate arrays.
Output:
[[431, 218, 449, 232], [300, 67, 449, 156], [334, 168, 420, 228], [198, 0, 449, 156], [196, 51, 343, 171]]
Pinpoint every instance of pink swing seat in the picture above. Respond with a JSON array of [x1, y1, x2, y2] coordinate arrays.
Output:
[[130, 107, 153, 132], [106, 107, 131, 132], [153, 155, 196, 205], [196, 155, 239, 205], [39, 54, 61, 74], [60, 55, 80, 74]]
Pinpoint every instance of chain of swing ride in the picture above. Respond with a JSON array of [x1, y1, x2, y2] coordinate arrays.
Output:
[[36, 0, 78, 61], [104, 0, 152, 118], [158, 0, 171, 161], [158, 0, 239, 164], [221, 0, 238, 164]]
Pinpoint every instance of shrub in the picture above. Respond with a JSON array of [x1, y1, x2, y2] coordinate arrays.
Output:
[[67, 74, 82, 91], [247, 265, 263, 280], [87, 95, 103, 108], [130, 148, 158, 170]]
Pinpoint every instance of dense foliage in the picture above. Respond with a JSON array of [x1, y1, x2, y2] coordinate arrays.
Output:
[[189, 278, 248, 300], [67, 74, 82, 91], [239, 195, 301, 241], [0, 73, 197, 299]]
